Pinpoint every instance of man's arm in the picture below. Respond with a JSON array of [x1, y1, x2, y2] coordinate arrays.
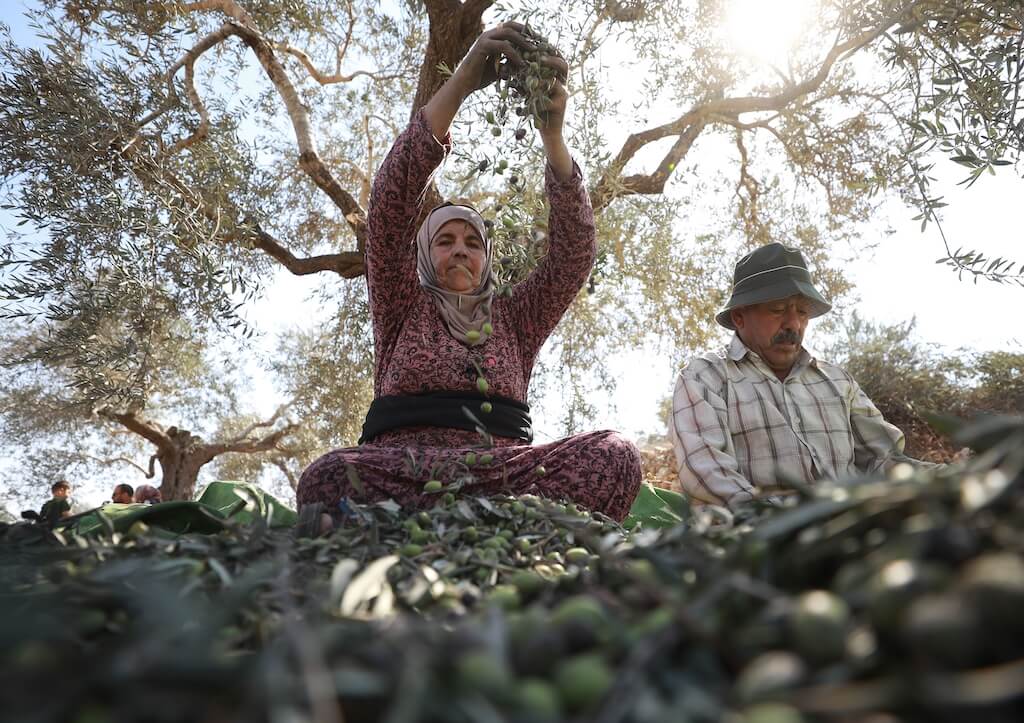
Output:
[[848, 379, 941, 472], [669, 367, 758, 507]]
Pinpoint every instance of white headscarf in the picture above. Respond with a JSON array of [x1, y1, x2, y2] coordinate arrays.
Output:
[[414, 203, 495, 346]]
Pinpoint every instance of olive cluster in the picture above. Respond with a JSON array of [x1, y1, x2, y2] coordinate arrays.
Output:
[[495, 24, 563, 131]]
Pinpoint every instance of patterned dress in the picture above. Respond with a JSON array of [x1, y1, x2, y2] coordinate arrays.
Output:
[[296, 111, 641, 521]]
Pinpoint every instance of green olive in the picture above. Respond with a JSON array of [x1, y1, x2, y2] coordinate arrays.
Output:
[[480, 402, 493, 414], [477, 377, 490, 394], [485, 584, 521, 610], [554, 654, 613, 711], [551, 595, 608, 629], [465, 451, 477, 466], [510, 569, 547, 594], [454, 651, 508, 697], [399, 543, 423, 557], [423, 480, 443, 493], [740, 703, 806, 723], [565, 548, 590, 565], [516, 678, 561, 719], [466, 330, 481, 343], [790, 590, 850, 663], [490, 126, 502, 137]]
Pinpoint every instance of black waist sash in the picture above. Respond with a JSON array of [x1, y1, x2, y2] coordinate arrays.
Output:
[[359, 392, 533, 444]]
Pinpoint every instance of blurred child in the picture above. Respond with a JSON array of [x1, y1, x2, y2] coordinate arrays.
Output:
[[39, 480, 72, 527]]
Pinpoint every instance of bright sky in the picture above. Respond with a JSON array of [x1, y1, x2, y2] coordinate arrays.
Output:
[[3, 0, 1022, 512]]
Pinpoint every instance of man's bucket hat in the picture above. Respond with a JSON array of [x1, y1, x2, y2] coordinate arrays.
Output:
[[715, 243, 832, 330]]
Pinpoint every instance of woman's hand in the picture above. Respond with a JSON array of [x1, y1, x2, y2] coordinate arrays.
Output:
[[454, 22, 530, 94], [424, 22, 530, 138], [534, 55, 573, 181]]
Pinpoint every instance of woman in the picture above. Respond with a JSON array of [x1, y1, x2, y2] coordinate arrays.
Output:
[[297, 23, 641, 527], [133, 484, 162, 505]]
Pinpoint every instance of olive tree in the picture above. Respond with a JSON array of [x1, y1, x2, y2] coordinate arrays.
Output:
[[1, 0, 1021, 478], [0, 311, 298, 502]]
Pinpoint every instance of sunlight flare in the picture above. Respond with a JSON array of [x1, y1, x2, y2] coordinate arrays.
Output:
[[722, 0, 818, 66]]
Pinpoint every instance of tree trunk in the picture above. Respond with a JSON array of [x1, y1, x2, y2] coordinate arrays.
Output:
[[155, 428, 210, 501], [409, 1, 486, 118]]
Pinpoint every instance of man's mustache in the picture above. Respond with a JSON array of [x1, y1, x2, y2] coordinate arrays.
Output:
[[772, 329, 801, 345]]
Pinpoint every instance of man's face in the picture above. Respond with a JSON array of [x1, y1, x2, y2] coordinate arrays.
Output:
[[112, 488, 132, 504], [53, 486, 69, 499], [731, 294, 812, 379]]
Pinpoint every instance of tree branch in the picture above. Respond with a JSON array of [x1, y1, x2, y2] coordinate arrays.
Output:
[[249, 225, 365, 278], [591, 116, 706, 210], [273, 42, 404, 86], [176, 0, 259, 27], [272, 458, 299, 491], [135, 24, 235, 140], [77, 452, 154, 479], [226, 404, 290, 445], [223, 20, 368, 243], [153, 6, 369, 245], [96, 406, 171, 450], [205, 422, 298, 458], [590, 11, 906, 211]]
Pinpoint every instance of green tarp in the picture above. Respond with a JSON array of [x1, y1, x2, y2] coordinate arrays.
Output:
[[66, 481, 298, 536], [622, 483, 690, 530], [61, 481, 683, 536]]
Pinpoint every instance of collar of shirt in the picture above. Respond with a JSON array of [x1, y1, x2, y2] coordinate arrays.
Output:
[[727, 333, 819, 380]]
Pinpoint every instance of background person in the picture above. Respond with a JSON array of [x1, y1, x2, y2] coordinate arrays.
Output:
[[111, 483, 134, 504], [38, 480, 73, 527], [133, 484, 162, 505]]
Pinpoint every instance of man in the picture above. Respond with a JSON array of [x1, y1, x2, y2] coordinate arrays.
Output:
[[111, 483, 134, 504], [39, 480, 73, 527], [670, 243, 930, 508]]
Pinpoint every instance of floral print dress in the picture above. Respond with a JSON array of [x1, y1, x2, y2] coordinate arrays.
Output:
[[296, 111, 641, 521]]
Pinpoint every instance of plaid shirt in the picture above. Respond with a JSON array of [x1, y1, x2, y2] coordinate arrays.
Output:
[[670, 334, 920, 507]]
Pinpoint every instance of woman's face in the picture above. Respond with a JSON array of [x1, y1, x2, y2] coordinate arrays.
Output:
[[430, 219, 486, 293]]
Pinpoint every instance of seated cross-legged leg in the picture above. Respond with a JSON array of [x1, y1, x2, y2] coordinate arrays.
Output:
[[296, 430, 642, 523]]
